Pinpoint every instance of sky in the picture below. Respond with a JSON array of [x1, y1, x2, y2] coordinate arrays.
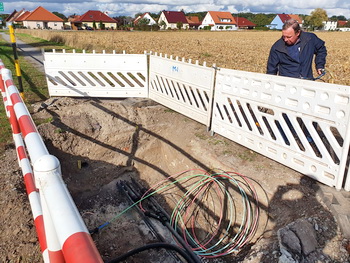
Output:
[[1, 0, 350, 19]]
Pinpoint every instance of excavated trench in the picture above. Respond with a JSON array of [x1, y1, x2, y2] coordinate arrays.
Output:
[[32, 96, 346, 262]]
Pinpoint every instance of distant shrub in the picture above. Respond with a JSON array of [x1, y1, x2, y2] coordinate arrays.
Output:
[[255, 26, 270, 31]]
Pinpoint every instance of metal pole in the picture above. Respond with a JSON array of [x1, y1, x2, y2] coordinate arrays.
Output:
[[8, 23, 24, 99]]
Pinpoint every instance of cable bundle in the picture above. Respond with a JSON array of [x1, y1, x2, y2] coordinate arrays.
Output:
[[138, 169, 262, 258]]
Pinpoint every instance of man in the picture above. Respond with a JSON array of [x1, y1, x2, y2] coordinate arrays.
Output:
[[267, 19, 327, 80]]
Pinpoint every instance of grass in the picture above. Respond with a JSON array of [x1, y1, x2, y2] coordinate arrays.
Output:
[[15, 33, 82, 52], [0, 33, 49, 153]]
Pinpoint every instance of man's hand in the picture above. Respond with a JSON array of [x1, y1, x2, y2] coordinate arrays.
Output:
[[317, 68, 325, 75]]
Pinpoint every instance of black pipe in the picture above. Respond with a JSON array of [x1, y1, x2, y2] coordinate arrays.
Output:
[[106, 242, 197, 263]]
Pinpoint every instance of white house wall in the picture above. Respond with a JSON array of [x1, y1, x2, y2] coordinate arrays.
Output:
[[323, 21, 337, 30], [23, 21, 63, 30], [199, 13, 237, 31], [159, 13, 189, 29], [48, 22, 64, 30], [199, 12, 214, 29], [143, 13, 157, 25]]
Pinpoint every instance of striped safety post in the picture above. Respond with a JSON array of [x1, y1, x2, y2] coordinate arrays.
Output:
[[34, 155, 103, 263], [8, 23, 24, 98], [0, 60, 9, 118], [7, 94, 50, 261], [2, 68, 49, 164], [2, 68, 65, 262], [2, 67, 103, 262]]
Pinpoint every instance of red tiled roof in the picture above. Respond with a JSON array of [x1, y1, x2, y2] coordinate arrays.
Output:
[[68, 15, 81, 22], [22, 6, 63, 22], [236, 17, 256, 27], [338, 20, 348, 26], [186, 16, 200, 24], [289, 14, 302, 24], [16, 11, 31, 22], [6, 9, 26, 22], [208, 11, 236, 25], [278, 14, 292, 23], [163, 11, 188, 24], [74, 10, 117, 23]]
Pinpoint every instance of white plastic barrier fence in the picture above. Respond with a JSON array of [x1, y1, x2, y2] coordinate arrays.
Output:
[[149, 53, 216, 126], [211, 68, 350, 190], [0, 63, 103, 262], [44, 50, 148, 98], [42, 51, 350, 191]]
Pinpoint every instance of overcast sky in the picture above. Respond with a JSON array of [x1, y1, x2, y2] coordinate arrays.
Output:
[[1, 0, 350, 19]]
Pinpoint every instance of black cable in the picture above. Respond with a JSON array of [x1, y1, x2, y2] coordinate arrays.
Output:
[[106, 242, 197, 263]]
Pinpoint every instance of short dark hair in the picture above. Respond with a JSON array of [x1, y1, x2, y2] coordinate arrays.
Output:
[[282, 19, 301, 33]]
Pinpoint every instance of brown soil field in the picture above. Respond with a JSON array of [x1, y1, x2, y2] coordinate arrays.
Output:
[[17, 29, 350, 86]]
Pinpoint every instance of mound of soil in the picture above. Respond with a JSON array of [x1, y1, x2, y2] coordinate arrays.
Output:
[[0, 97, 349, 262]]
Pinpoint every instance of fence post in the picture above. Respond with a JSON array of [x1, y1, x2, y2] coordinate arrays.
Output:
[[8, 23, 24, 99], [34, 155, 103, 263]]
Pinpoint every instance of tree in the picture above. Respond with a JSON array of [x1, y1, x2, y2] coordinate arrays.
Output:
[[138, 18, 150, 26], [176, 21, 183, 30], [99, 20, 105, 30], [308, 8, 328, 30], [336, 15, 347, 21], [134, 12, 143, 19], [158, 20, 166, 30], [53, 11, 67, 21], [251, 13, 274, 27]]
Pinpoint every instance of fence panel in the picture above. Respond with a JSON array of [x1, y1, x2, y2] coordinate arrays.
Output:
[[44, 50, 148, 98], [211, 68, 350, 189], [149, 54, 215, 126]]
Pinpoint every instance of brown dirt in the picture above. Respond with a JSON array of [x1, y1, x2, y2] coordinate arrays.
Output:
[[0, 96, 349, 262]]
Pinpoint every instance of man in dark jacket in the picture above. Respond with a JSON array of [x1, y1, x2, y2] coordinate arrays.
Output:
[[267, 19, 327, 80]]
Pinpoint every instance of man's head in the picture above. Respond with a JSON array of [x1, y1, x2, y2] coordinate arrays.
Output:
[[282, 19, 301, 46]]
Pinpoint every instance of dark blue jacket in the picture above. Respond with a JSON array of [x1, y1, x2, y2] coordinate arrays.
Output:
[[267, 31, 327, 79]]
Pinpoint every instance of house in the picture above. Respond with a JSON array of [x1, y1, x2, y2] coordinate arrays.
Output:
[[322, 21, 337, 30], [12, 6, 64, 30], [199, 11, 237, 31], [289, 14, 303, 25], [268, 14, 303, 30], [134, 12, 157, 26], [70, 10, 117, 30], [186, 16, 201, 29], [5, 9, 27, 27], [337, 20, 350, 31], [337, 20, 348, 27], [236, 17, 256, 29], [158, 11, 189, 30], [14, 11, 31, 28]]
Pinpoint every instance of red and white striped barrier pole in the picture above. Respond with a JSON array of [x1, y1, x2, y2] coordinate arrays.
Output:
[[2, 68, 48, 164], [1, 65, 49, 261], [2, 66, 63, 263], [0, 60, 9, 118], [34, 155, 103, 263], [7, 99, 50, 262], [2, 65, 103, 263]]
